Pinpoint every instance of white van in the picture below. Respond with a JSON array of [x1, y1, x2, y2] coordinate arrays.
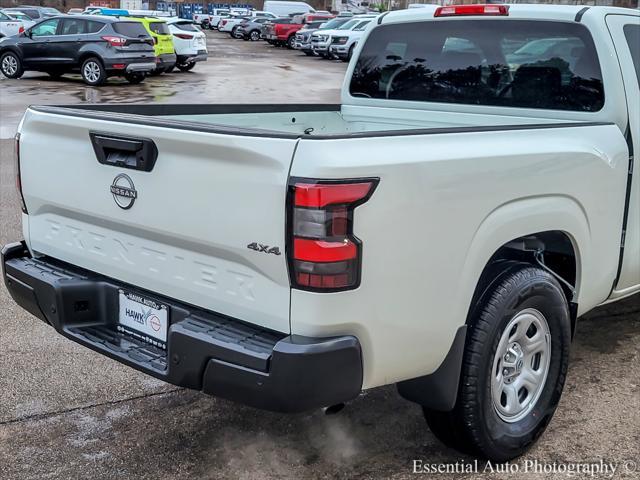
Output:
[[263, 1, 315, 17]]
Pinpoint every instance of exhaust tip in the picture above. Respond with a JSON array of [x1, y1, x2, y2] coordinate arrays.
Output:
[[323, 403, 345, 415]]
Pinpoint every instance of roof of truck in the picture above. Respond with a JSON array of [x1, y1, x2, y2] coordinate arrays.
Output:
[[382, 4, 640, 25]]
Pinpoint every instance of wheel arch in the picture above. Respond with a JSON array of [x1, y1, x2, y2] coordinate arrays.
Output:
[[398, 196, 587, 411]]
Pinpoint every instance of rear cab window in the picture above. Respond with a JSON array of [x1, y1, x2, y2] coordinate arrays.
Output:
[[623, 24, 640, 89], [113, 21, 149, 38], [350, 20, 604, 112]]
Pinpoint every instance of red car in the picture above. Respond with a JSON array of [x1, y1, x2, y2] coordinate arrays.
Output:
[[263, 13, 333, 48]]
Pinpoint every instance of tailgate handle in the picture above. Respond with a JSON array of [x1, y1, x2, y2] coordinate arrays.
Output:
[[90, 132, 158, 172]]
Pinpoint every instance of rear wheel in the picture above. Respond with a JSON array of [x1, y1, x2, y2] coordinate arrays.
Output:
[[303, 50, 315, 56], [250, 30, 260, 41], [124, 72, 145, 84], [177, 62, 195, 72], [81, 57, 105, 86], [287, 35, 296, 49], [0, 51, 24, 79], [423, 265, 572, 462], [230, 27, 239, 38]]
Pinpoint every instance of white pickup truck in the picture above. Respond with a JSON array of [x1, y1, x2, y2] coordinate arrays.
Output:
[[3, 5, 639, 461]]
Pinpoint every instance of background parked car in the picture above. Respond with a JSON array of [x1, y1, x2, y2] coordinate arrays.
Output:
[[126, 16, 176, 74], [4, 6, 60, 21], [235, 17, 271, 41], [311, 15, 375, 58], [66, 8, 84, 15], [264, 13, 333, 49], [263, 1, 316, 17], [3, 10, 35, 29], [167, 18, 207, 71], [328, 18, 374, 61], [209, 10, 230, 29], [0, 15, 156, 85], [218, 14, 249, 37], [294, 17, 351, 55], [0, 10, 24, 38]]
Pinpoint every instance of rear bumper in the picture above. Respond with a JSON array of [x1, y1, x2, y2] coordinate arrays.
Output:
[[2, 241, 363, 413], [176, 51, 207, 64], [104, 57, 156, 73], [156, 53, 177, 69], [125, 62, 156, 73]]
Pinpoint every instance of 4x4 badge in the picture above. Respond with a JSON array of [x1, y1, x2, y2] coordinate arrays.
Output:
[[110, 174, 137, 210], [247, 242, 281, 255]]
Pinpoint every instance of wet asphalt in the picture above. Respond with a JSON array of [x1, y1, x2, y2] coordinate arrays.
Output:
[[0, 31, 639, 480]]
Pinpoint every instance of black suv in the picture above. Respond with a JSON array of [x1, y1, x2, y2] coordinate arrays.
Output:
[[0, 15, 157, 85]]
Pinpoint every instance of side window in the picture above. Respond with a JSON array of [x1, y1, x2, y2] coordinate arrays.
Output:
[[0, 12, 10, 21], [86, 21, 104, 34], [30, 19, 60, 37], [61, 19, 87, 35], [624, 24, 640, 89]]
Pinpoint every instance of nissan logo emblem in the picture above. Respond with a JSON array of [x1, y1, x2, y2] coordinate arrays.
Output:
[[110, 174, 137, 210]]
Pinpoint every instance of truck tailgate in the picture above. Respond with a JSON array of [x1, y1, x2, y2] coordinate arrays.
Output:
[[18, 108, 296, 333]]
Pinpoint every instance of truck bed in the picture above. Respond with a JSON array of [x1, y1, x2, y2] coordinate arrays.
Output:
[[32, 103, 585, 138]]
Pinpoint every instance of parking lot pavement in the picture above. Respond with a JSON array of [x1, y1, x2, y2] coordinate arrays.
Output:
[[0, 31, 347, 139], [1, 31, 639, 480]]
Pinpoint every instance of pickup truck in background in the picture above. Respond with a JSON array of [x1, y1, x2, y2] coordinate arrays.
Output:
[[3, 5, 639, 462], [263, 13, 333, 48]]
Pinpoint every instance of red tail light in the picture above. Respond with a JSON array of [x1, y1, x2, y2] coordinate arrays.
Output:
[[18, 26, 24, 34], [14, 132, 27, 214], [173, 33, 194, 39], [221, 20, 227, 26], [434, 5, 509, 17], [288, 178, 378, 291], [101, 35, 127, 47]]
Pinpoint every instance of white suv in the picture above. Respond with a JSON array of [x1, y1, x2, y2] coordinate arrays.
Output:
[[311, 15, 376, 58], [328, 18, 373, 61], [167, 19, 208, 72]]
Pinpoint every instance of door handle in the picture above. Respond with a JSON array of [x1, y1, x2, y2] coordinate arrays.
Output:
[[90, 132, 158, 172]]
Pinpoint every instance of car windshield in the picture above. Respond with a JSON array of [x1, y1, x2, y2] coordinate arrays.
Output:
[[353, 21, 370, 31], [321, 18, 348, 29], [43, 8, 61, 14], [4, 11, 19, 19], [337, 19, 360, 30], [8, 8, 38, 19]]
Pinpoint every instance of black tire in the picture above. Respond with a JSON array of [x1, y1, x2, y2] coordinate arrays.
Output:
[[177, 62, 196, 72], [286, 35, 296, 49], [346, 44, 355, 61], [124, 72, 145, 84], [303, 50, 315, 56], [80, 57, 106, 86], [249, 30, 260, 41], [424, 264, 571, 462], [0, 51, 24, 79], [230, 27, 238, 38]]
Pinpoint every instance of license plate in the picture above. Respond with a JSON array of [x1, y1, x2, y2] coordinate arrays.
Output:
[[117, 290, 169, 348]]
